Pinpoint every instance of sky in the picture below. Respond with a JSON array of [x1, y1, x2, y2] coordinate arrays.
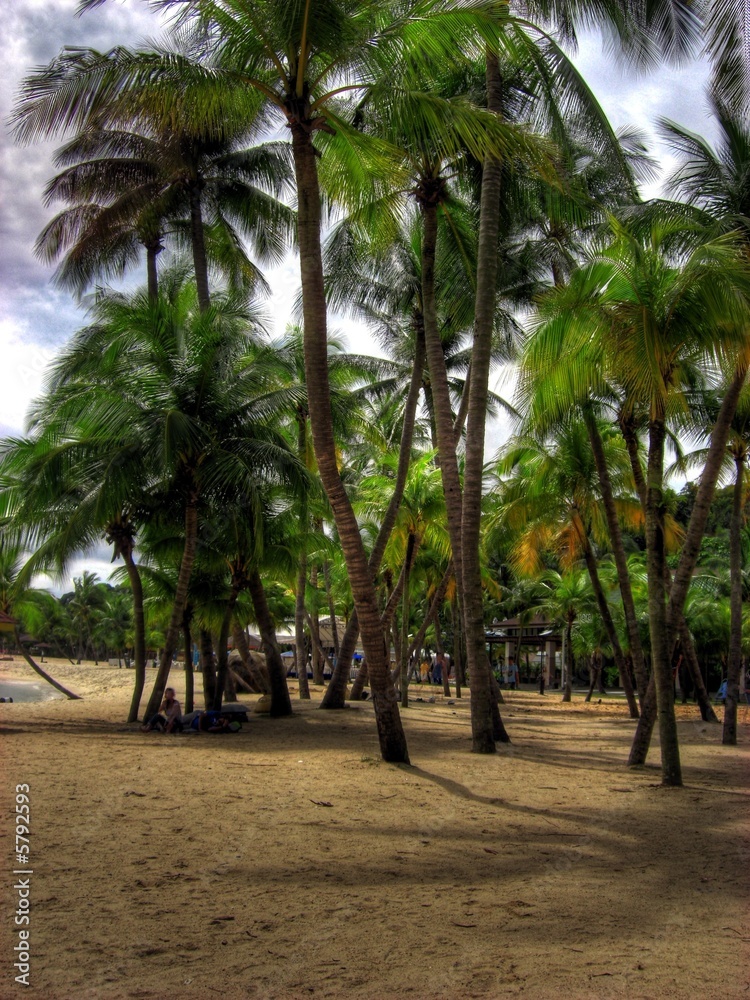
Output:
[[0, 0, 717, 590]]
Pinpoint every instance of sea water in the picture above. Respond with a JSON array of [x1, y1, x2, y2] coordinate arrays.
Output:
[[0, 680, 65, 703]]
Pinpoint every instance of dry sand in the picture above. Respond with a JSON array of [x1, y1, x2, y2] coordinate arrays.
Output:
[[0, 657, 748, 1000]]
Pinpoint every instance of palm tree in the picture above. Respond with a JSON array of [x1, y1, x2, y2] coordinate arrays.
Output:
[[490, 418, 642, 713], [536, 569, 594, 701], [0, 400, 155, 721], [22, 0, 707, 759], [358, 450, 447, 707], [524, 206, 750, 783], [30, 268, 304, 722], [65, 571, 108, 662], [15, 46, 297, 312]]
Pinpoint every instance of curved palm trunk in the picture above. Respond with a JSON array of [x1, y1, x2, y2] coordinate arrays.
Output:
[[14, 627, 81, 700], [123, 548, 147, 722], [668, 365, 747, 627], [247, 568, 292, 717], [583, 407, 648, 702], [189, 183, 211, 313], [320, 324, 425, 710], [291, 122, 408, 760], [143, 498, 199, 722], [645, 419, 682, 786], [723, 452, 745, 744], [576, 518, 639, 718]]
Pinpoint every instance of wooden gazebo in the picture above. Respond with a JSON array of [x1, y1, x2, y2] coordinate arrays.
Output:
[[485, 615, 561, 684]]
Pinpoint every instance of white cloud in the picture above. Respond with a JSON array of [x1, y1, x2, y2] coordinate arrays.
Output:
[[0, 320, 56, 434]]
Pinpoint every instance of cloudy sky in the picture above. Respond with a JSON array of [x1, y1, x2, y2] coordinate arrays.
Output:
[[0, 0, 715, 588]]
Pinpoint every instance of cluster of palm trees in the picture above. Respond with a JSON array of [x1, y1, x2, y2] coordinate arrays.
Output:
[[1, 0, 748, 786]]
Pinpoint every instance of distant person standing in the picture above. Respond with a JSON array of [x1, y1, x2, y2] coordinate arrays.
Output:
[[433, 652, 444, 685], [507, 656, 519, 690]]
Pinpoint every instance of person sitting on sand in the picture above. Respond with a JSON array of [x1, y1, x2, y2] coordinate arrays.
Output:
[[141, 688, 183, 733]]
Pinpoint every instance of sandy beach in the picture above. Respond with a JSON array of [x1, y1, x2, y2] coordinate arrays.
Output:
[[1, 657, 748, 1000]]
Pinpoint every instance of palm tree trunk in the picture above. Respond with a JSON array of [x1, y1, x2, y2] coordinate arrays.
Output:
[[677, 616, 719, 722], [462, 49, 506, 753], [349, 658, 369, 700], [232, 619, 270, 694], [247, 568, 292, 717], [668, 364, 747, 632], [421, 199, 465, 623], [399, 533, 416, 708], [200, 629, 216, 709], [452, 597, 463, 699], [576, 517, 639, 718], [189, 183, 211, 313], [583, 406, 648, 701], [14, 628, 81, 700], [123, 548, 147, 722], [404, 563, 452, 666], [292, 116, 408, 764], [622, 409, 720, 763], [182, 607, 194, 715], [453, 361, 471, 442], [309, 563, 325, 685], [212, 585, 241, 711], [562, 617, 574, 702], [628, 673, 657, 765], [323, 560, 339, 658], [295, 557, 311, 699], [319, 308, 425, 712], [321, 611, 359, 708], [645, 418, 682, 786], [723, 451, 745, 744], [145, 239, 161, 302], [143, 497, 199, 721], [295, 414, 311, 699]]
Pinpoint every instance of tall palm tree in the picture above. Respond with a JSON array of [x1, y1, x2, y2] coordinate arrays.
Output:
[[16, 50, 297, 309]]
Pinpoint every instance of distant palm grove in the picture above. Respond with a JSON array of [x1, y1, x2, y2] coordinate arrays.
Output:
[[1, 0, 748, 787]]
